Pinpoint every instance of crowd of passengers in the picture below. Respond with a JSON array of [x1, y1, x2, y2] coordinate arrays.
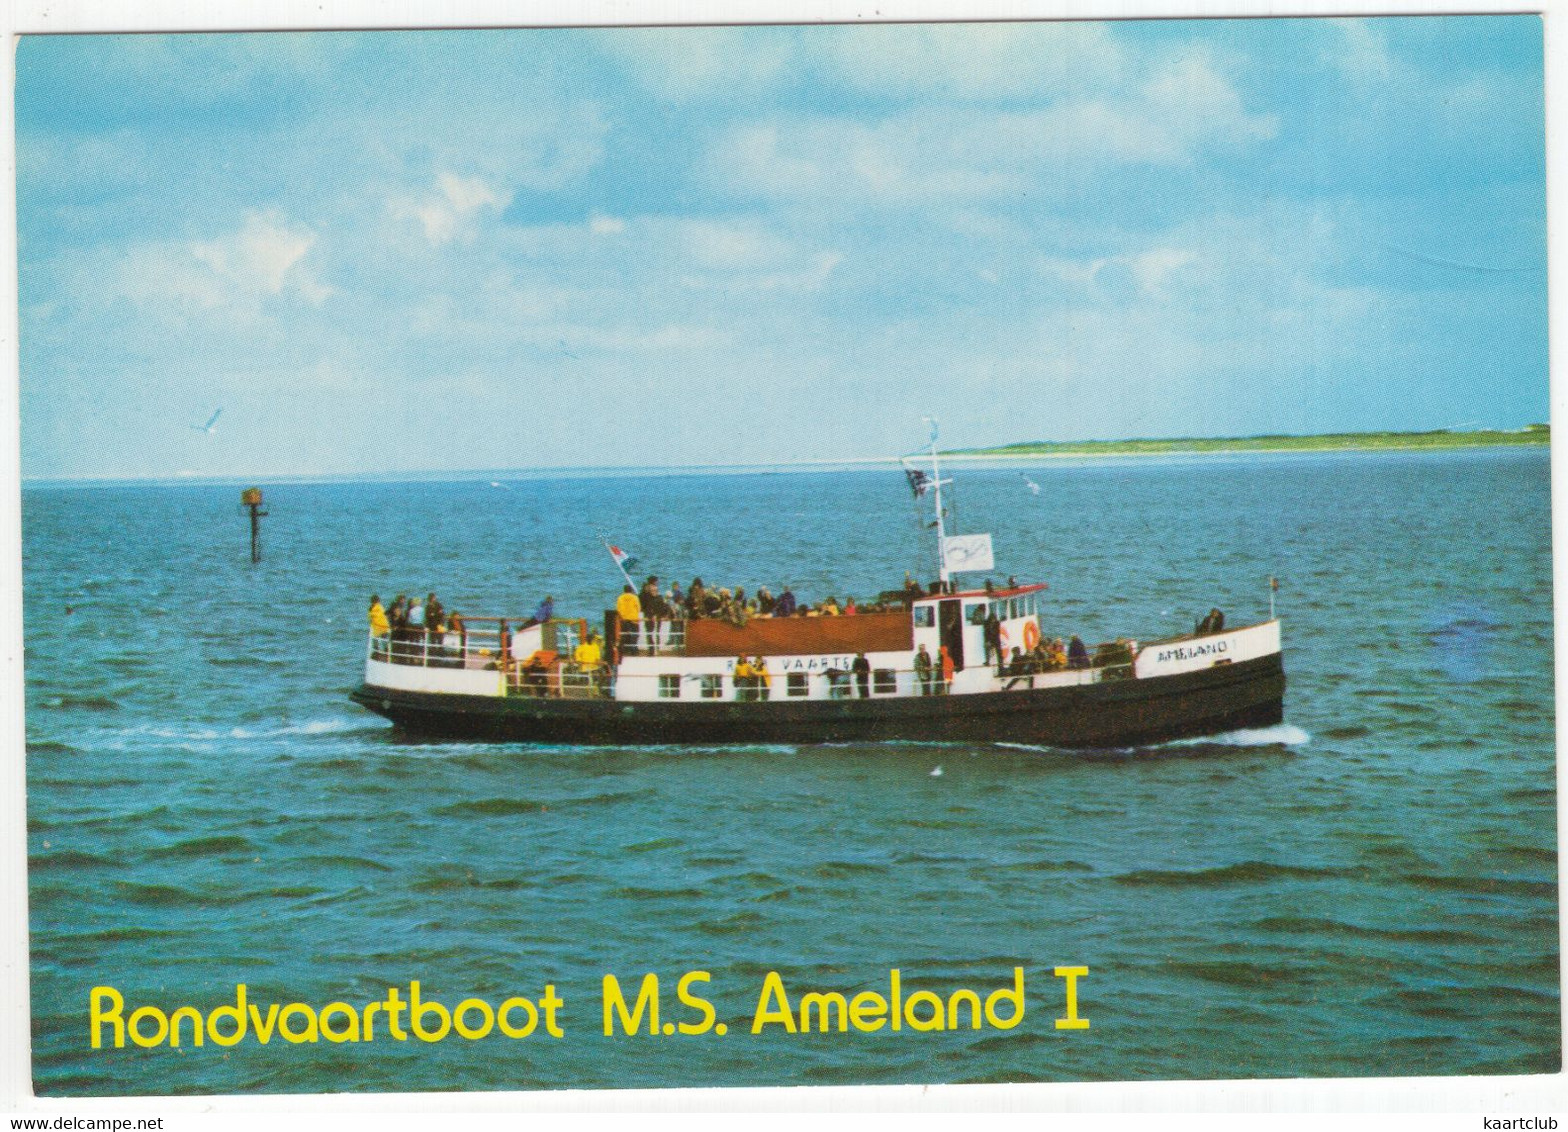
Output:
[[616, 574, 911, 630], [990, 635, 1092, 678], [367, 592, 469, 663], [614, 572, 1016, 633]]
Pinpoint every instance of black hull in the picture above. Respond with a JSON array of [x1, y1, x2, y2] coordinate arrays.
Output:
[[351, 652, 1285, 749]]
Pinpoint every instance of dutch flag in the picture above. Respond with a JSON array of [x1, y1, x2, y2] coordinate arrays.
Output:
[[609, 544, 640, 572]]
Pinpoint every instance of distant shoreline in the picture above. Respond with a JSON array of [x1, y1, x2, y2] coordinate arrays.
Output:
[[947, 427, 1550, 460], [22, 427, 1550, 488]]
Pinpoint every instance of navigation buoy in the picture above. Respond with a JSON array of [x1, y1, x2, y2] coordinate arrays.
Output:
[[241, 487, 268, 563]]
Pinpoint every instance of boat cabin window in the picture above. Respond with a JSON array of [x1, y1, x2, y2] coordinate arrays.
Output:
[[873, 668, 895, 695], [658, 674, 681, 699], [1008, 598, 1020, 619], [913, 606, 935, 628], [787, 672, 808, 698], [967, 602, 988, 625], [700, 675, 723, 699]]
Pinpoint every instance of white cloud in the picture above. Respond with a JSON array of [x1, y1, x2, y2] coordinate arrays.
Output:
[[191, 210, 325, 299], [815, 21, 1129, 100], [669, 220, 843, 291], [899, 212, 1408, 446], [1036, 255, 1105, 288], [91, 210, 331, 316], [1140, 53, 1279, 151], [714, 63, 1275, 207], [108, 247, 219, 310], [682, 250, 844, 293], [439, 172, 503, 215], [680, 220, 801, 270], [557, 322, 728, 352], [717, 116, 1019, 205], [601, 27, 795, 102], [392, 172, 512, 245], [1129, 248, 1197, 295], [606, 23, 1130, 105], [773, 251, 843, 291], [1035, 246, 1196, 300], [473, 212, 843, 297], [406, 106, 609, 194], [80, 32, 354, 103], [1329, 18, 1397, 85]]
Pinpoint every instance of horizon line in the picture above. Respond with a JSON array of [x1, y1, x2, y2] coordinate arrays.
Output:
[[21, 428, 1551, 489]]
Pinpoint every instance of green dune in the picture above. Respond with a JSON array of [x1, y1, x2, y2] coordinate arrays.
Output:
[[949, 424, 1549, 459]]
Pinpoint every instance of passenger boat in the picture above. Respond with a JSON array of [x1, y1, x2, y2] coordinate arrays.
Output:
[[350, 431, 1285, 748]]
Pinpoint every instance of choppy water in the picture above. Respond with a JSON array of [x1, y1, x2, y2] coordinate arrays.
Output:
[[23, 448, 1558, 1094]]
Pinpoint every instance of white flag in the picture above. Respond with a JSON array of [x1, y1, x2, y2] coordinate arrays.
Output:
[[943, 533, 994, 573]]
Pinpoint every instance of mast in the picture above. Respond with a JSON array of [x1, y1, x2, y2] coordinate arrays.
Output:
[[925, 416, 951, 589]]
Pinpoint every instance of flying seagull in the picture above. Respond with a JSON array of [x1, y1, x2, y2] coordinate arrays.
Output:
[[190, 408, 222, 434]]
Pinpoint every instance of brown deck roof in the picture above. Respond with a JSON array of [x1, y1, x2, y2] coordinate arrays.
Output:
[[684, 612, 914, 657]]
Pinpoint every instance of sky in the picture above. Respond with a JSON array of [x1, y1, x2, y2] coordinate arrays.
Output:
[[14, 16, 1548, 479]]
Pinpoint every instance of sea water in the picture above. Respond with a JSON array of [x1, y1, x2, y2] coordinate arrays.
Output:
[[22, 448, 1558, 1094]]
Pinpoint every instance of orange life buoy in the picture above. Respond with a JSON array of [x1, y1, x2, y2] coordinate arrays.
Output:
[[1022, 620, 1041, 650]]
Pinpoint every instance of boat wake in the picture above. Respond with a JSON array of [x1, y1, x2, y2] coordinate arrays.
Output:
[[1165, 723, 1310, 748], [220, 718, 378, 740], [995, 723, 1309, 757], [106, 718, 383, 745]]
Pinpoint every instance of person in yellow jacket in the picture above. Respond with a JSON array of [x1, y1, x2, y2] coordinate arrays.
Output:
[[367, 594, 390, 658], [752, 656, 771, 702], [368, 594, 390, 634], [1046, 637, 1068, 671], [616, 584, 643, 655], [734, 655, 754, 701], [573, 632, 605, 694], [573, 633, 603, 668]]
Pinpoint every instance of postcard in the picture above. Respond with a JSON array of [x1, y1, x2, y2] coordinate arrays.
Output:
[[12, 9, 1559, 1110]]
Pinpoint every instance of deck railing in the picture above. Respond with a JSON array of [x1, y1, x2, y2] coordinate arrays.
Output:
[[374, 621, 509, 669], [370, 616, 587, 671], [369, 620, 1136, 697], [616, 618, 687, 656]]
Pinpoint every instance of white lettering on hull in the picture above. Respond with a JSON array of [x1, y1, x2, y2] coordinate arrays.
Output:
[[778, 656, 858, 673]]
